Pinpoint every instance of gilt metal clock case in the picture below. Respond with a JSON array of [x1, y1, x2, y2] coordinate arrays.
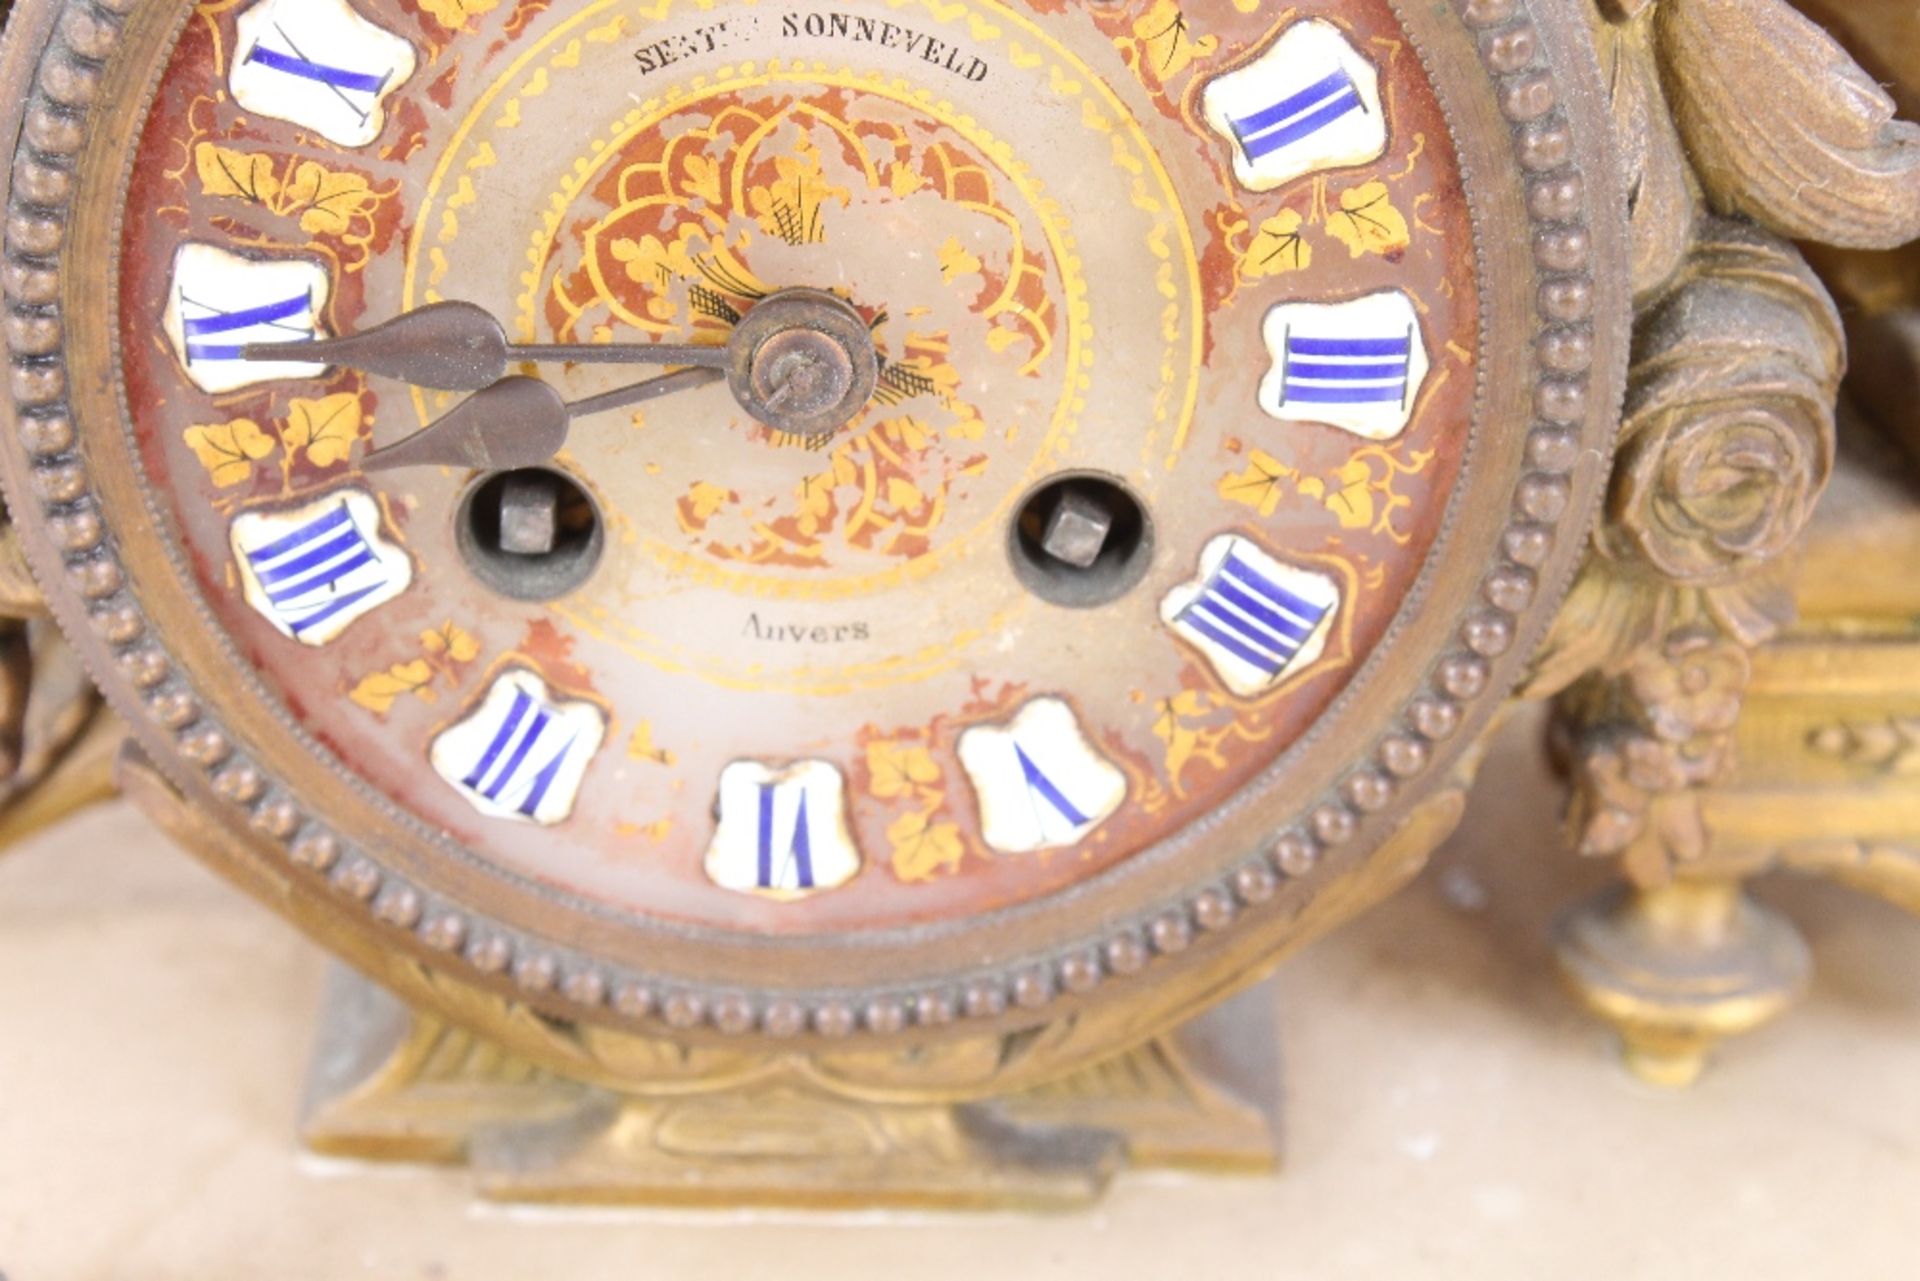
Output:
[[0, 0, 1625, 1079]]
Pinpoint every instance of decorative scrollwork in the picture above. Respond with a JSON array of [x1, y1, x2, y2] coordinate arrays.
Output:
[[1601, 222, 1842, 594], [1656, 0, 1920, 251], [1537, 0, 1916, 891], [1528, 221, 1843, 693]]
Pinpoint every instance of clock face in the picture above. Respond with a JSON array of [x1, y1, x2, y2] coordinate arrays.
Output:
[[0, 0, 1623, 1045]]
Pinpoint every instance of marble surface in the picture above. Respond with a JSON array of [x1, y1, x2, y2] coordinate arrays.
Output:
[[2, 717, 1918, 1280]]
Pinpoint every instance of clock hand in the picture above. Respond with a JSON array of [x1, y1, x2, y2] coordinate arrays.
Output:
[[565, 366, 731, 420], [239, 300, 731, 392], [322, 288, 877, 473], [360, 366, 726, 474]]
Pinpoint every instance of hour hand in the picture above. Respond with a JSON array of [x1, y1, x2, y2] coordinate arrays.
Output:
[[360, 366, 725, 474], [240, 301, 731, 392]]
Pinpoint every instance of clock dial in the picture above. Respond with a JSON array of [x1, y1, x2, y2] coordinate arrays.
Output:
[[115, 0, 1475, 934], [1, 0, 1625, 1047]]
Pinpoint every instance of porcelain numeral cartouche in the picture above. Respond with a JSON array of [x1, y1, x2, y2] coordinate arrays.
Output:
[[1259, 290, 1431, 439], [1203, 20, 1388, 192], [957, 699, 1128, 856], [1162, 536, 1342, 699], [162, 243, 329, 395], [230, 490, 412, 646], [431, 671, 607, 827], [706, 761, 861, 899], [230, 0, 418, 149]]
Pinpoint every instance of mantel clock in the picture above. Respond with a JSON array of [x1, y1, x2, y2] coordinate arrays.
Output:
[[0, 0, 1696, 1204]]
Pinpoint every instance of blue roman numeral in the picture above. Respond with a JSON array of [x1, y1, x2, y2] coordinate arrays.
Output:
[[460, 687, 578, 820], [1230, 66, 1367, 163], [1178, 550, 1335, 679], [1279, 327, 1416, 409], [757, 785, 816, 891], [244, 21, 394, 125], [1014, 743, 1092, 831], [180, 290, 315, 364], [244, 501, 388, 638], [245, 46, 390, 95]]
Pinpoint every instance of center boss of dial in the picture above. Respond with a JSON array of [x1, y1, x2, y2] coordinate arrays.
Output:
[[725, 289, 881, 443]]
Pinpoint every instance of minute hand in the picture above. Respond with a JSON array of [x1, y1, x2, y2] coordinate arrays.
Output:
[[240, 300, 730, 392]]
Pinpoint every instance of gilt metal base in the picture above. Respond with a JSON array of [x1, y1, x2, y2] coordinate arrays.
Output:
[[301, 967, 1279, 1210]]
